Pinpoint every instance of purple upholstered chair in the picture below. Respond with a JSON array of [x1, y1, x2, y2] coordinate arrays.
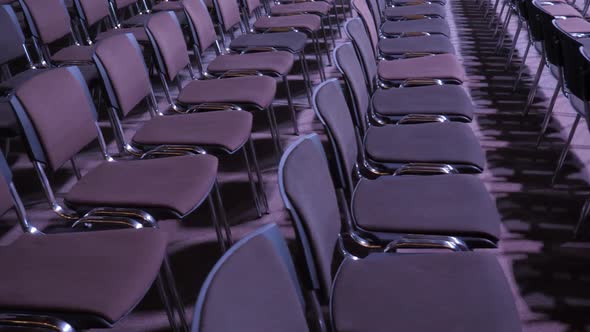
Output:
[[183, 0, 300, 134], [279, 134, 522, 332], [144, 11, 286, 156], [192, 223, 314, 332], [342, 18, 473, 124], [0, 152, 186, 332], [8, 66, 232, 253], [93, 33, 268, 216]]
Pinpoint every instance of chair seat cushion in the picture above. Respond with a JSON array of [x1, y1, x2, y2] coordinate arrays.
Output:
[[364, 122, 485, 170], [177, 76, 277, 109], [393, 0, 446, 5], [96, 27, 149, 42], [539, 3, 582, 17], [152, 0, 183, 11], [132, 111, 253, 152], [332, 253, 521, 332], [51, 45, 95, 63], [372, 84, 473, 121], [379, 35, 455, 56], [381, 18, 450, 36], [352, 174, 500, 240], [65, 154, 218, 216], [0, 229, 167, 326], [230, 32, 308, 53], [384, 3, 446, 18], [377, 54, 466, 82], [554, 17, 590, 33], [254, 14, 322, 32], [270, 2, 332, 15], [207, 51, 294, 75]]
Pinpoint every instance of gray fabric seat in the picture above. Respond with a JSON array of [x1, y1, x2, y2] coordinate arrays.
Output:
[[270, 1, 332, 15], [377, 54, 466, 82], [384, 3, 446, 18], [381, 18, 451, 36], [0, 229, 167, 326], [207, 51, 295, 75], [254, 14, 322, 32], [352, 174, 500, 240], [371, 85, 473, 121], [364, 122, 485, 170], [230, 32, 308, 53], [332, 253, 521, 332], [379, 35, 455, 56]]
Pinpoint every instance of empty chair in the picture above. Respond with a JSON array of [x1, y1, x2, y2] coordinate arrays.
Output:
[[144, 12, 285, 156], [0, 152, 186, 331], [93, 33, 268, 216], [8, 66, 232, 250], [310, 81, 499, 247], [344, 18, 473, 123], [332, 45, 484, 173], [279, 134, 522, 332]]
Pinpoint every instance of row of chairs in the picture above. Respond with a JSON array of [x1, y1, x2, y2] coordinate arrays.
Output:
[[485, 0, 590, 235]]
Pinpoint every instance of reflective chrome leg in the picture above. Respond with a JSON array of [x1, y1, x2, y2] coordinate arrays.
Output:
[[536, 77, 562, 148], [552, 113, 581, 185], [283, 75, 299, 135], [213, 181, 232, 247], [299, 52, 313, 105], [332, 5, 343, 38], [523, 56, 546, 117], [513, 39, 531, 91], [248, 138, 269, 213], [505, 19, 522, 67], [496, 10, 512, 50], [493, 1, 508, 35], [267, 106, 283, 159], [312, 33, 327, 81], [162, 257, 189, 332], [156, 273, 180, 332], [208, 194, 227, 252], [243, 147, 263, 217], [574, 195, 590, 237]]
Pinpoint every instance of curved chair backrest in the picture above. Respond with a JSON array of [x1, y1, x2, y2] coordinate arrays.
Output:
[[278, 134, 342, 301], [145, 11, 192, 82], [0, 5, 27, 67], [93, 33, 153, 118], [19, 0, 73, 44], [9, 67, 99, 171], [74, 0, 113, 29], [553, 18, 590, 103], [351, 0, 379, 51], [214, 0, 243, 32], [193, 223, 310, 332], [113, 0, 139, 10], [184, 0, 220, 54], [345, 18, 378, 91], [334, 43, 370, 134], [312, 79, 359, 197]]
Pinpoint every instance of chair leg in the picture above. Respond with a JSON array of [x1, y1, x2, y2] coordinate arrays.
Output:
[[496, 10, 512, 50], [513, 39, 531, 91], [574, 195, 590, 238], [493, 1, 508, 35], [536, 77, 562, 148], [213, 181, 232, 247], [266, 106, 283, 160], [162, 256, 190, 332], [320, 25, 333, 66], [156, 273, 181, 332], [505, 19, 522, 67], [325, 14, 336, 51], [299, 52, 314, 105], [283, 75, 299, 135], [243, 147, 264, 217], [551, 113, 581, 185], [208, 194, 227, 252], [523, 56, 546, 117], [248, 138, 269, 213], [311, 33, 327, 80]]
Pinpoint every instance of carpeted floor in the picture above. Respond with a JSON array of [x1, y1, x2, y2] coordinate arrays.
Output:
[[0, 1, 589, 331]]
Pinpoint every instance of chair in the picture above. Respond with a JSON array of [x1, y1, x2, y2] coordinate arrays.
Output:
[[0, 152, 186, 332], [332, 45, 484, 173], [7, 66, 233, 251], [279, 134, 521, 332], [343, 18, 473, 123], [93, 33, 268, 216], [144, 12, 285, 156], [192, 223, 313, 332]]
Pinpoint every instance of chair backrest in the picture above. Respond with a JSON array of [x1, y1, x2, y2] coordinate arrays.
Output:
[[0, 5, 27, 66], [74, 0, 112, 28], [242, 0, 262, 15], [312, 79, 359, 197], [19, 0, 73, 44], [351, 0, 379, 51], [344, 18, 378, 91], [9, 67, 99, 171], [278, 134, 342, 301], [93, 33, 153, 117], [334, 43, 370, 134], [184, 0, 220, 53], [214, 0, 243, 32], [0, 152, 14, 217], [193, 223, 310, 332], [554, 18, 590, 102], [113, 0, 139, 10], [145, 11, 191, 82]]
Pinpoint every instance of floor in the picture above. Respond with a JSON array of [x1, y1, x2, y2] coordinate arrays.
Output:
[[0, 0, 589, 331]]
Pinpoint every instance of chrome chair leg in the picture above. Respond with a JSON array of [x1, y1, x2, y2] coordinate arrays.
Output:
[[243, 147, 264, 217], [248, 138, 269, 213], [513, 39, 531, 90], [523, 57, 546, 117], [505, 19, 522, 67], [208, 194, 227, 252], [283, 75, 300, 135], [162, 257, 189, 332], [574, 195, 590, 237], [552, 113, 581, 185], [213, 181, 232, 247], [536, 77, 562, 148], [156, 273, 181, 332]]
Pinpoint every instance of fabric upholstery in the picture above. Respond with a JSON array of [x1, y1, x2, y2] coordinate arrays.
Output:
[[230, 32, 308, 53], [379, 35, 455, 55], [353, 174, 501, 240], [345, 19, 378, 90], [51, 45, 95, 63], [207, 51, 294, 75], [76, 0, 111, 26], [539, 3, 582, 17], [0, 69, 51, 93], [377, 53, 466, 82], [183, 0, 219, 51], [381, 18, 451, 36], [254, 14, 322, 32], [95, 27, 149, 43], [217, 0, 242, 30], [132, 111, 253, 152], [334, 43, 370, 131], [21, 0, 72, 44], [384, 3, 446, 18], [0, 5, 26, 65], [146, 12, 191, 81], [153, 0, 183, 11], [332, 253, 521, 332], [65, 154, 218, 216]]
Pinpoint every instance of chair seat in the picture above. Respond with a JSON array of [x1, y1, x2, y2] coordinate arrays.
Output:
[[332, 253, 521, 332], [539, 3, 582, 17], [371, 84, 473, 121], [381, 18, 450, 37], [177, 76, 277, 109], [0, 229, 167, 326], [132, 111, 253, 152], [393, 0, 446, 5], [207, 51, 294, 75], [270, 2, 332, 15], [384, 3, 446, 18], [65, 154, 218, 217], [152, 0, 183, 11], [352, 174, 500, 240], [230, 32, 308, 53], [0, 69, 50, 94], [377, 54, 466, 82], [554, 17, 590, 33], [254, 14, 322, 32], [96, 27, 149, 42], [379, 35, 455, 56], [364, 122, 485, 170], [51, 45, 94, 63]]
